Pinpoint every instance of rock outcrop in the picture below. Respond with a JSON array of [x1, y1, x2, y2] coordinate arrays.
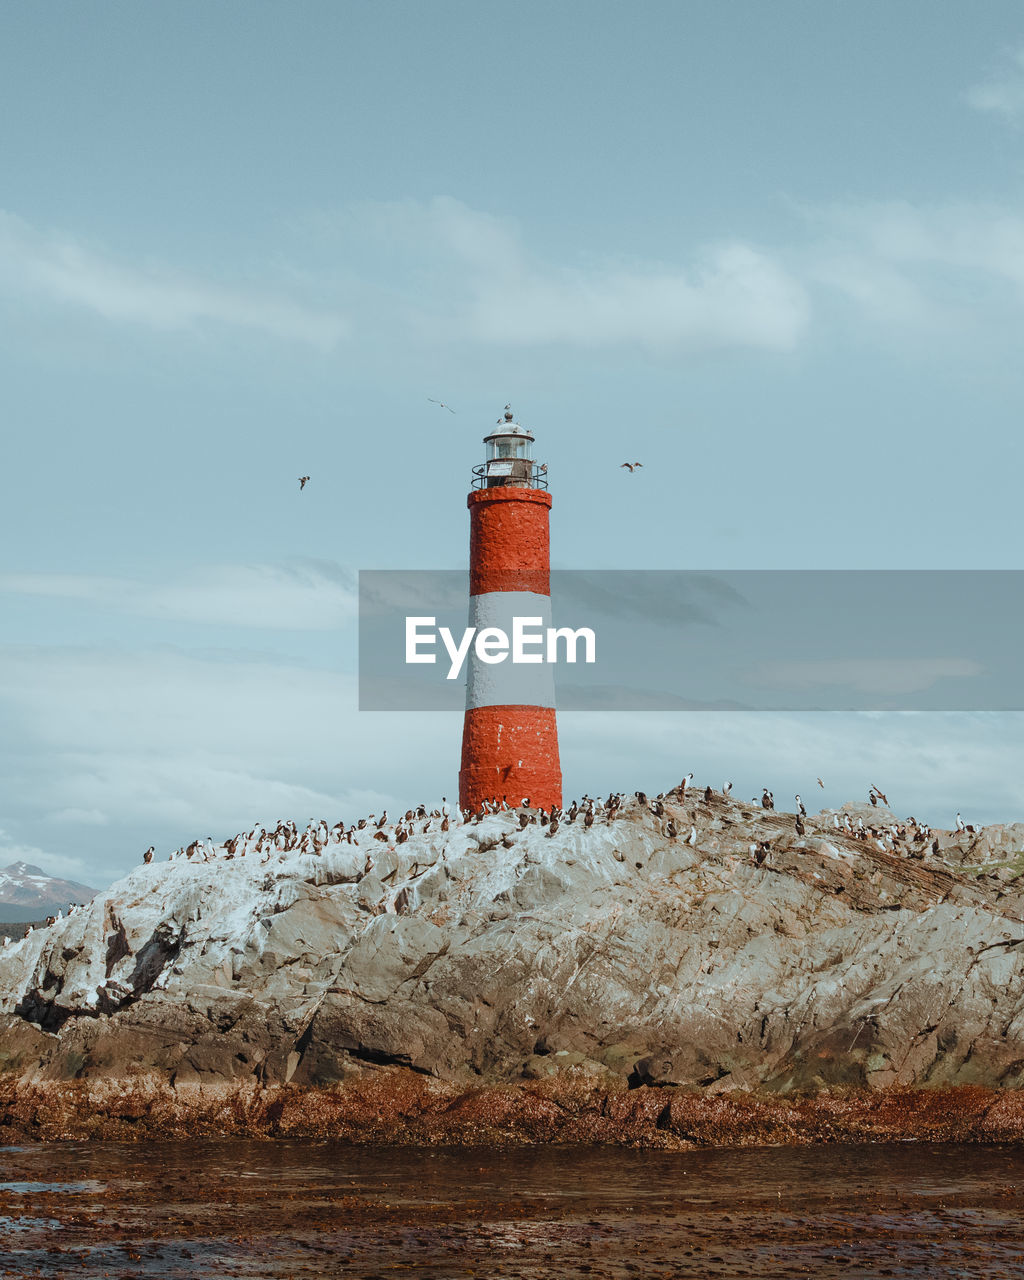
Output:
[[2, 791, 1024, 1098]]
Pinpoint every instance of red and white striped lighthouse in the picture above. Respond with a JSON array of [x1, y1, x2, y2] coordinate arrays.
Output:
[[458, 408, 562, 813]]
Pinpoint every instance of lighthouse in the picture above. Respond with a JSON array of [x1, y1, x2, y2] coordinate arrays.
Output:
[[458, 408, 562, 813]]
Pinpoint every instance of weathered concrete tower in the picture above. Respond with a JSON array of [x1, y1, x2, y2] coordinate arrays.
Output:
[[458, 408, 562, 812]]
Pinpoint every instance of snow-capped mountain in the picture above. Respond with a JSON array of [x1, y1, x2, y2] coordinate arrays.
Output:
[[0, 861, 98, 922]]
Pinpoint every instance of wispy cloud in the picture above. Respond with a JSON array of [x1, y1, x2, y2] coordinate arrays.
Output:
[[0, 827, 95, 884], [0, 560, 358, 631], [800, 199, 1024, 334], [333, 193, 1024, 354], [560, 710, 1024, 827], [47, 808, 110, 827], [965, 46, 1024, 121], [0, 197, 808, 357], [9, 189, 1024, 362], [750, 657, 985, 696], [0, 210, 347, 348], [465, 240, 810, 352], [342, 196, 811, 353], [0, 643, 448, 880], [816, 201, 1024, 286]]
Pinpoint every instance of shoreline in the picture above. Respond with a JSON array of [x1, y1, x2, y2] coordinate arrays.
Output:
[[3, 1071, 1024, 1146]]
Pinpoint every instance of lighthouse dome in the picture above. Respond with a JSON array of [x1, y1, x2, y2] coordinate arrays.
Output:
[[483, 425, 534, 457], [475, 406, 546, 489]]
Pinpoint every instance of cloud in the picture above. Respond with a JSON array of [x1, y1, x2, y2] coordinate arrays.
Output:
[[346, 196, 810, 353], [10, 189, 1024, 363], [965, 46, 1024, 121], [465, 240, 810, 352], [40, 755, 370, 835], [0, 560, 359, 631], [555, 571, 748, 627], [0, 198, 810, 358], [46, 808, 110, 827], [0, 828, 95, 885], [558, 710, 1024, 828], [817, 201, 1024, 285], [0, 647, 350, 759], [313, 194, 1024, 354], [800, 199, 1024, 333], [339, 194, 1024, 354], [0, 210, 347, 348], [0, 642, 456, 885], [749, 658, 985, 696]]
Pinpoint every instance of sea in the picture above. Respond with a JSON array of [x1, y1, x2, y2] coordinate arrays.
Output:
[[0, 1140, 1022, 1278]]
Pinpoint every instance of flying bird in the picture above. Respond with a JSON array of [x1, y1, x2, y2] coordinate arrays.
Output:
[[298, 476, 310, 490], [817, 777, 825, 788], [428, 398, 456, 413], [620, 462, 643, 472]]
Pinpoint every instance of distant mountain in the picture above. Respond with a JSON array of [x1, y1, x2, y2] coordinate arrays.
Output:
[[0, 861, 98, 922]]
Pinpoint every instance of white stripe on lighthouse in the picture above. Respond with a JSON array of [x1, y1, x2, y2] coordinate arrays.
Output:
[[465, 590, 556, 710]]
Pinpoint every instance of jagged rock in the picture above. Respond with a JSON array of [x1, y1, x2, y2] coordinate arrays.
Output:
[[2, 792, 1024, 1094]]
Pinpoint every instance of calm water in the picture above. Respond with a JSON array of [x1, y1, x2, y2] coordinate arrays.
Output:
[[0, 1141, 1022, 1277]]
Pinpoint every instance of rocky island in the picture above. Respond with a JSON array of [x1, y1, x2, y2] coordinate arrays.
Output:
[[2, 786, 1024, 1146]]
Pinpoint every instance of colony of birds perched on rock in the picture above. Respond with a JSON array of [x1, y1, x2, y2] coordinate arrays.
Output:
[[3, 774, 987, 957], [12, 773, 986, 915], [111, 773, 981, 897]]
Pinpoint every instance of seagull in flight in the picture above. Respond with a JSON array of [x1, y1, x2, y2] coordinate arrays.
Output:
[[620, 462, 643, 472], [817, 777, 825, 788], [298, 476, 310, 491], [428, 398, 456, 413]]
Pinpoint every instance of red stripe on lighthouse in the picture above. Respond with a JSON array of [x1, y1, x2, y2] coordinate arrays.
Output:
[[468, 487, 551, 596], [459, 705, 561, 812]]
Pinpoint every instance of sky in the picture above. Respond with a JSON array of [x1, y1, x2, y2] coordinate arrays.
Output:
[[2, 2, 1024, 888]]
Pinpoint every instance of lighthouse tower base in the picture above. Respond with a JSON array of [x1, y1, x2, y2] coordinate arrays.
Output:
[[459, 705, 562, 812]]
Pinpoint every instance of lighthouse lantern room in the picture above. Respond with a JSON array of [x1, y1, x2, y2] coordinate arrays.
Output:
[[473, 408, 547, 490]]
